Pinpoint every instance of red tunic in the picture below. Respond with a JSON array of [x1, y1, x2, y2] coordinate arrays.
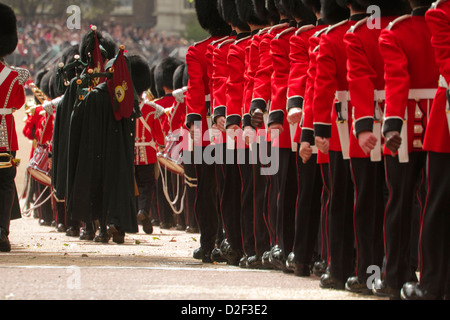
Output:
[[0, 62, 26, 152], [424, 0, 450, 153], [185, 36, 222, 146], [313, 19, 366, 159], [268, 26, 297, 149], [379, 14, 440, 154], [344, 16, 398, 158], [134, 100, 165, 165]]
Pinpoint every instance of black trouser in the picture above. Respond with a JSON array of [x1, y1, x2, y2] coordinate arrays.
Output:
[[350, 157, 385, 282], [193, 146, 219, 252], [327, 150, 355, 283], [36, 182, 54, 223], [239, 148, 256, 257], [276, 148, 298, 255], [183, 157, 198, 230], [0, 165, 16, 235], [220, 146, 242, 253], [156, 170, 175, 225], [253, 143, 271, 257], [419, 152, 450, 298], [262, 141, 278, 248], [383, 152, 426, 290], [292, 153, 323, 265], [319, 163, 330, 262], [135, 164, 156, 216]]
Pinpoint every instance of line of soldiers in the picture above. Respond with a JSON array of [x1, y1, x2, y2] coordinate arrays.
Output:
[[183, 0, 450, 300], [1, 0, 449, 301]]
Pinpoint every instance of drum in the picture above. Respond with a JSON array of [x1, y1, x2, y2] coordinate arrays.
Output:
[[27, 144, 51, 187], [157, 131, 184, 176]]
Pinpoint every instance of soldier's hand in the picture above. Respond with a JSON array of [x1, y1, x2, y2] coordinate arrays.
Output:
[[299, 142, 313, 164], [287, 108, 302, 125], [315, 137, 330, 155], [251, 110, 264, 128], [215, 116, 226, 133], [243, 126, 256, 146], [385, 131, 402, 156], [358, 131, 378, 155], [189, 124, 202, 144], [268, 123, 284, 140]]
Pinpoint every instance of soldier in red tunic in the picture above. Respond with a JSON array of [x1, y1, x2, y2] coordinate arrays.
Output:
[[401, 0, 450, 300], [185, 0, 231, 263], [376, 0, 439, 299], [132, 55, 166, 236], [0, 3, 28, 252], [312, 0, 368, 290], [285, 0, 331, 278], [343, 0, 410, 295]]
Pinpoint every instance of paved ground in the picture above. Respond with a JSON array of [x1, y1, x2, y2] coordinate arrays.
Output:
[[0, 102, 387, 305]]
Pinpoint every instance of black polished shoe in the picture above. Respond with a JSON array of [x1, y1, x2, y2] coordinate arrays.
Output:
[[65, 226, 80, 237], [108, 224, 125, 244], [160, 221, 174, 229], [211, 248, 227, 263], [345, 276, 372, 295], [137, 210, 153, 235], [286, 252, 296, 272], [372, 278, 401, 300], [312, 260, 328, 277], [193, 247, 203, 260], [79, 228, 95, 241], [239, 255, 248, 268], [56, 223, 67, 233], [401, 282, 440, 300], [39, 219, 52, 226], [94, 228, 110, 243], [319, 272, 345, 290], [151, 218, 160, 227], [219, 239, 242, 266], [246, 255, 264, 269], [262, 250, 274, 269], [269, 245, 292, 273], [0, 228, 11, 252], [186, 226, 199, 234]]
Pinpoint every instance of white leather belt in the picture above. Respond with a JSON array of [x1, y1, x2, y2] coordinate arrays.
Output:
[[408, 89, 437, 100], [0, 109, 13, 115]]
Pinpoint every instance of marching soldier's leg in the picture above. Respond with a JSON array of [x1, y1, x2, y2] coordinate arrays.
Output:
[[0, 165, 16, 252], [291, 153, 323, 277]]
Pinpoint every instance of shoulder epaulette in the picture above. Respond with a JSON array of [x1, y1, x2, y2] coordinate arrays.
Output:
[[210, 36, 230, 47], [295, 24, 315, 36], [275, 26, 296, 39], [431, 0, 448, 9], [235, 35, 252, 45], [268, 22, 289, 34], [312, 27, 329, 38], [217, 38, 235, 49], [348, 17, 369, 33], [386, 14, 412, 30], [325, 19, 349, 35], [193, 37, 213, 47]]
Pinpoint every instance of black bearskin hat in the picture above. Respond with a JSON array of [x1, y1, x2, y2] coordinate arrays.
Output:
[[280, 0, 317, 24], [301, 0, 322, 13], [0, 3, 18, 58], [79, 29, 118, 64], [235, 0, 269, 26], [274, 0, 292, 19], [154, 57, 183, 93], [195, 0, 232, 36], [336, 0, 367, 11], [356, 0, 411, 16], [173, 63, 186, 90], [182, 64, 189, 87], [128, 55, 152, 96], [252, 0, 281, 24], [218, 0, 250, 31], [320, 0, 350, 24], [408, 0, 433, 8]]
